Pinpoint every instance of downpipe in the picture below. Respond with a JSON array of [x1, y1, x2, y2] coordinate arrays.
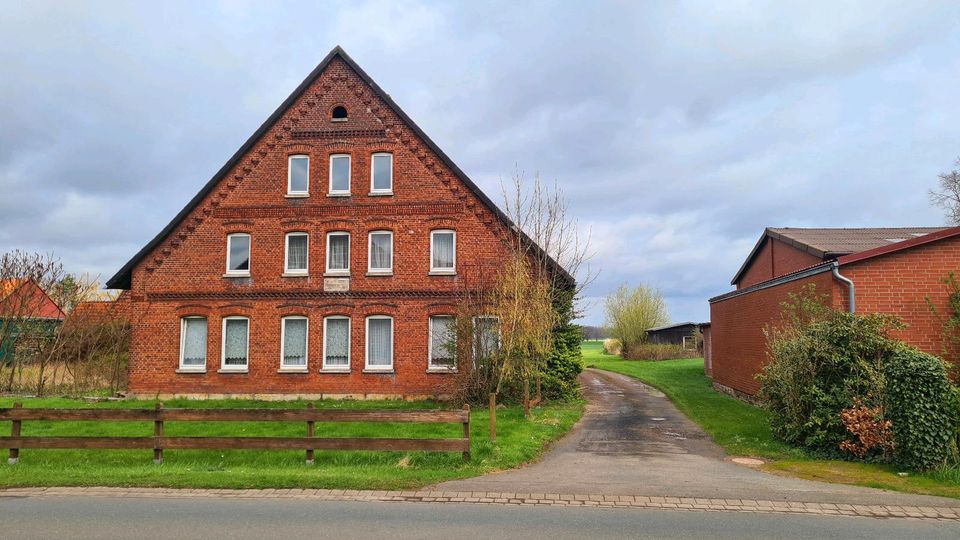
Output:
[[831, 261, 855, 313]]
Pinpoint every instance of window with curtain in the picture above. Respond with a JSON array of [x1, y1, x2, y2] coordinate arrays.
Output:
[[222, 317, 249, 368], [285, 233, 308, 273], [326, 233, 350, 273], [180, 317, 207, 368], [473, 316, 500, 366], [281, 317, 307, 368], [429, 316, 456, 369], [368, 231, 393, 272], [288, 155, 309, 194], [371, 153, 393, 193], [227, 234, 250, 274], [431, 230, 455, 272], [330, 154, 351, 194], [323, 317, 350, 369], [366, 317, 393, 369]]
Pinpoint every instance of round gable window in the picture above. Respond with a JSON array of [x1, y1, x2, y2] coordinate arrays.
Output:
[[332, 106, 348, 121]]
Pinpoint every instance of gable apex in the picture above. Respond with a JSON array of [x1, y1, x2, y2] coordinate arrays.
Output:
[[106, 47, 572, 290]]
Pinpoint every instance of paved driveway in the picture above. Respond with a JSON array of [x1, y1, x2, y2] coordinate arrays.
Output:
[[434, 369, 960, 507]]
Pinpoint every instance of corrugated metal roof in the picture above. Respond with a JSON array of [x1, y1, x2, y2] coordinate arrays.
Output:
[[767, 227, 948, 257]]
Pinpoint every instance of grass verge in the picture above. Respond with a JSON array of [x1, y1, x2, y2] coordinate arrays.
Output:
[[0, 396, 582, 490], [582, 340, 960, 500]]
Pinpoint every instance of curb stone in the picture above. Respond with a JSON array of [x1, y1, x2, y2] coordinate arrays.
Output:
[[0, 487, 957, 521]]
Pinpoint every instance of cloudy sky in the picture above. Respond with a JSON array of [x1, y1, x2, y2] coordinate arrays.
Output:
[[2, 1, 959, 325]]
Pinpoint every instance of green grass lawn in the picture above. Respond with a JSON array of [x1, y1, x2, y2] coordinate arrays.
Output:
[[582, 340, 960, 499], [0, 396, 582, 490]]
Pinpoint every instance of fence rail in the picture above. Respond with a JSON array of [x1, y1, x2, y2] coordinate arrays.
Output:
[[0, 402, 470, 464]]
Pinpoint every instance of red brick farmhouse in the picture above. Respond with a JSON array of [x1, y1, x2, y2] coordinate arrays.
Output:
[[705, 226, 960, 397], [106, 47, 558, 399]]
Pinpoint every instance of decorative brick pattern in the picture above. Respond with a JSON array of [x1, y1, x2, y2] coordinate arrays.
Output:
[[123, 55, 512, 397]]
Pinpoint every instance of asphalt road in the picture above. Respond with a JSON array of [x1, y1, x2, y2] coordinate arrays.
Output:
[[2, 496, 958, 540], [438, 369, 960, 507]]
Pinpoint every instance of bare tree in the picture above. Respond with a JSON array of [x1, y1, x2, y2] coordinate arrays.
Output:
[[453, 169, 595, 408], [930, 158, 960, 225]]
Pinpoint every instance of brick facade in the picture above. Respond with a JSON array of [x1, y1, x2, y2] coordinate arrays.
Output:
[[709, 232, 960, 396], [111, 48, 519, 399], [736, 238, 821, 289]]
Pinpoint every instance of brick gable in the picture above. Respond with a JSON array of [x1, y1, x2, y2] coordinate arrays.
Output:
[[111, 47, 532, 398]]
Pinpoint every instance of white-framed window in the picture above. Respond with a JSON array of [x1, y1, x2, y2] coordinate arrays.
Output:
[[329, 154, 351, 195], [365, 315, 393, 371], [430, 230, 456, 273], [287, 154, 309, 195], [221, 316, 250, 371], [325, 232, 350, 275], [682, 335, 695, 351], [368, 231, 393, 273], [284, 232, 309, 274], [428, 315, 456, 370], [473, 316, 500, 366], [280, 316, 308, 370], [370, 153, 393, 194], [179, 316, 207, 371], [226, 233, 251, 276], [322, 316, 351, 370]]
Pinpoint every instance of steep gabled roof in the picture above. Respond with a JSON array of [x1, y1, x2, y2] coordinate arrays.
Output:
[[730, 226, 947, 285], [107, 46, 572, 290]]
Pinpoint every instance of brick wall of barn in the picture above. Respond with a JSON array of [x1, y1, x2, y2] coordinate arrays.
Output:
[[710, 235, 960, 396], [709, 271, 838, 396], [737, 238, 822, 289]]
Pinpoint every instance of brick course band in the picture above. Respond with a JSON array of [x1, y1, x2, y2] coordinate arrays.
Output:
[[1, 487, 957, 521]]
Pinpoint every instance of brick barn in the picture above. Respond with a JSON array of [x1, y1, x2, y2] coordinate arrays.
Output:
[[106, 46, 561, 399], [706, 226, 960, 397]]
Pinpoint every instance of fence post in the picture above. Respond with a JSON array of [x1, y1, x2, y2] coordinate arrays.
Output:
[[462, 404, 471, 462], [153, 402, 164, 465], [8, 402, 21, 465], [488, 393, 496, 443], [305, 402, 315, 465], [523, 379, 530, 418]]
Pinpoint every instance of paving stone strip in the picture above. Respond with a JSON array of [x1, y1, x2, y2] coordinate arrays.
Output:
[[1, 487, 957, 521]]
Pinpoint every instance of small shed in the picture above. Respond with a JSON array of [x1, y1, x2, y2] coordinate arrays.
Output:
[[646, 322, 703, 350]]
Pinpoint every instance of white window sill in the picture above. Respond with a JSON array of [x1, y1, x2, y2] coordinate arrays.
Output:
[[368, 191, 393, 197], [324, 272, 350, 277], [327, 192, 351, 198], [284, 193, 309, 199], [319, 368, 351, 374], [426, 367, 458, 374], [331, 118, 348, 123], [176, 368, 207, 374], [278, 368, 308, 374], [366, 271, 393, 277], [218, 368, 249, 374], [282, 272, 309, 278], [429, 270, 457, 276], [362, 368, 394, 374], [223, 273, 251, 278]]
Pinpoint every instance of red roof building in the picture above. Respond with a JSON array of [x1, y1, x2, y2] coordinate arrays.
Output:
[[707, 227, 960, 397]]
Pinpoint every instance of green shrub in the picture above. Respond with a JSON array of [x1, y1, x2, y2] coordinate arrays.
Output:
[[625, 343, 699, 361], [539, 290, 583, 401], [884, 348, 957, 471], [759, 309, 901, 457]]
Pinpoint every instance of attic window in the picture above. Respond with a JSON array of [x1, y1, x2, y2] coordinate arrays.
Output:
[[332, 106, 348, 121]]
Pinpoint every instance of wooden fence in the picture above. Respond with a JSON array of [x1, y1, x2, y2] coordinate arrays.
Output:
[[0, 402, 470, 464]]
